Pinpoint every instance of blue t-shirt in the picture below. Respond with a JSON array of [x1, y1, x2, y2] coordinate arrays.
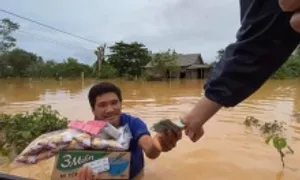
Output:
[[119, 113, 151, 179]]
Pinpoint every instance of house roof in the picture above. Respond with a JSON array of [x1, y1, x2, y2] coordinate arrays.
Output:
[[144, 53, 204, 68]]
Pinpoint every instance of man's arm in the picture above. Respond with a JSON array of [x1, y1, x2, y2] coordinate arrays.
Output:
[[138, 135, 160, 159], [130, 117, 180, 159], [205, 0, 300, 108], [138, 131, 180, 159]]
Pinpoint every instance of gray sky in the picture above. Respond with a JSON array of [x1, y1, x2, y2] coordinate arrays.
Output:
[[1, 0, 240, 64]]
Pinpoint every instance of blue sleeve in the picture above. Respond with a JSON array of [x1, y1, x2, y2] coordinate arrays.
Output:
[[130, 117, 151, 141], [204, 0, 300, 107]]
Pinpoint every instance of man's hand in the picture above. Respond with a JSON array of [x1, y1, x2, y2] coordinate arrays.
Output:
[[279, 0, 300, 33], [138, 129, 182, 159], [77, 166, 97, 180], [181, 96, 222, 142], [152, 130, 182, 152]]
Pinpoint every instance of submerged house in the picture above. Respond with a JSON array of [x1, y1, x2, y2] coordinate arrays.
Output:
[[143, 53, 211, 79]]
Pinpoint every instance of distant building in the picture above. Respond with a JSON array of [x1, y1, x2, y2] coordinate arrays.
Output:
[[143, 53, 211, 79]]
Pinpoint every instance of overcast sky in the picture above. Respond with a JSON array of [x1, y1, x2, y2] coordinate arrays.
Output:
[[1, 0, 240, 64]]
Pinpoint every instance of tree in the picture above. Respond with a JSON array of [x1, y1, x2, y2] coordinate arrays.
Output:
[[99, 61, 118, 79], [107, 41, 151, 77], [0, 18, 19, 53], [210, 48, 225, 68], [216, 48, 225, 61], [0, 48, 39, 77], [150, 49, 180, 78], [0, 46, 95, 78], [55, 57, 93, 78], [272, 52, 300, 79]]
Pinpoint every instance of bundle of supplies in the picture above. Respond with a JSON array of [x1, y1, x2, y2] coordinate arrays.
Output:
[[14, 120, 132, 164]]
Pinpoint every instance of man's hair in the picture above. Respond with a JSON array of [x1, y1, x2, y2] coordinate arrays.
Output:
[[88, 82, 122, 108]]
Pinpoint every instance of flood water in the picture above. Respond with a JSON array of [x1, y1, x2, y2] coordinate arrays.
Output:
[[0, 78, 300, 180]]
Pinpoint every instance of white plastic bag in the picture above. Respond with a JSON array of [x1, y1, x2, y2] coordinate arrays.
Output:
[[14, 123, 133, 164], [14, 129, 74, 164], [91, 123, 132, 151], [116, 124, 132, 150]]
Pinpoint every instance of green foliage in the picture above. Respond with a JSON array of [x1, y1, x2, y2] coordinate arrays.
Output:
[[272, 53, 300, 79], [0, 18, 19, 53], [209, 48, 225, 68], [211, 48, 300, 79], [244, 116, 294, 167], [0, 48, 40, 77], [95, 61, 118, 79], [216, 48, 225, 61], [0, 105, 68, 158], [0, 18, 99, 79], [107, 41, 151, 77], [148, 49, 180, 79], [54, 58, 94, 78], [0, 50, 95, 78]]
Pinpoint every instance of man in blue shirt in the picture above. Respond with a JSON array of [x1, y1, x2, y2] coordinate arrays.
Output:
[[78, 82, 182, 180]]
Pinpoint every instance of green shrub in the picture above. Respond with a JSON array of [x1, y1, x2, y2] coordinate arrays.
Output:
[[96, 63, 118, 79], [244, 116, 294, 167], [272, 54, 300, 79], [0, 105, 68, 159]]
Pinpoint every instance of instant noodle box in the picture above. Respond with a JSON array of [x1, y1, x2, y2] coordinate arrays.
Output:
[[51, 150, 131, 180]]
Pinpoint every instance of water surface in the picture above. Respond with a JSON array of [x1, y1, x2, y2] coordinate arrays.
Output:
[[0, 78, 299, 180]]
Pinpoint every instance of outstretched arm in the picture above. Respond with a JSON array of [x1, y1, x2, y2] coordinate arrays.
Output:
[[183, 0, 300, 142], [138, 130, 181, 159]]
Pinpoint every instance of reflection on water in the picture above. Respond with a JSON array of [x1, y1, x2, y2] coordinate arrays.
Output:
[[0, 78, 299, 180]]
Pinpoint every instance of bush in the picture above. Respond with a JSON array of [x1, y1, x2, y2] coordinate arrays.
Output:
[[272, 54, 300, 79], [0, 105, 68, 159], [244, 116, 294, 167], [96, 63, 118, 79]]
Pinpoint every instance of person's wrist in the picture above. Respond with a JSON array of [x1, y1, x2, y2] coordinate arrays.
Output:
[[186, 96, 222, 126], [152, 134, 162, 152]]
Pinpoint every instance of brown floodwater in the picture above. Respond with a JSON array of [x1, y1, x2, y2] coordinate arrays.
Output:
[[0, 78, 299, 180]]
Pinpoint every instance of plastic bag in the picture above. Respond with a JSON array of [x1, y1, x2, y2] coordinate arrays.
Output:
[[14, 129, 76, 164], [116, 124, 132, 150], [16, 129, 73, 157], [14, 123, 133, 165], [92, 124, 132, 151]]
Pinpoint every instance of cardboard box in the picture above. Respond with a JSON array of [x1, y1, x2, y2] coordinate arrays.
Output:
[[51, 150, 131, 180]]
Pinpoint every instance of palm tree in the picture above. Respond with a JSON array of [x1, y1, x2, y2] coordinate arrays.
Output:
[[94, 44, 106, 73]]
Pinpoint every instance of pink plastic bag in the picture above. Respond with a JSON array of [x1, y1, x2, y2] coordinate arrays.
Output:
[[68, 120, 107, 135], [84, 121, 107, 135], [68, 120, 85, 129]]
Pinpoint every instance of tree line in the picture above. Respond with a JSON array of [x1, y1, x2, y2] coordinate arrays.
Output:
[[212, 48, 300, 79], [0, 18, 180, 80]]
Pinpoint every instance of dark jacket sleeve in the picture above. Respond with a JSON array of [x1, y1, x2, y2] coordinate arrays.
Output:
[[204, 0, 300, 107]]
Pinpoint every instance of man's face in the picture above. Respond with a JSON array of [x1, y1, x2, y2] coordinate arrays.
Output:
[[92, 92, 122, 126]]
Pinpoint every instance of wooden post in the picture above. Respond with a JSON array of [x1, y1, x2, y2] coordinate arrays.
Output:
[[81, 71, 84, 80]]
